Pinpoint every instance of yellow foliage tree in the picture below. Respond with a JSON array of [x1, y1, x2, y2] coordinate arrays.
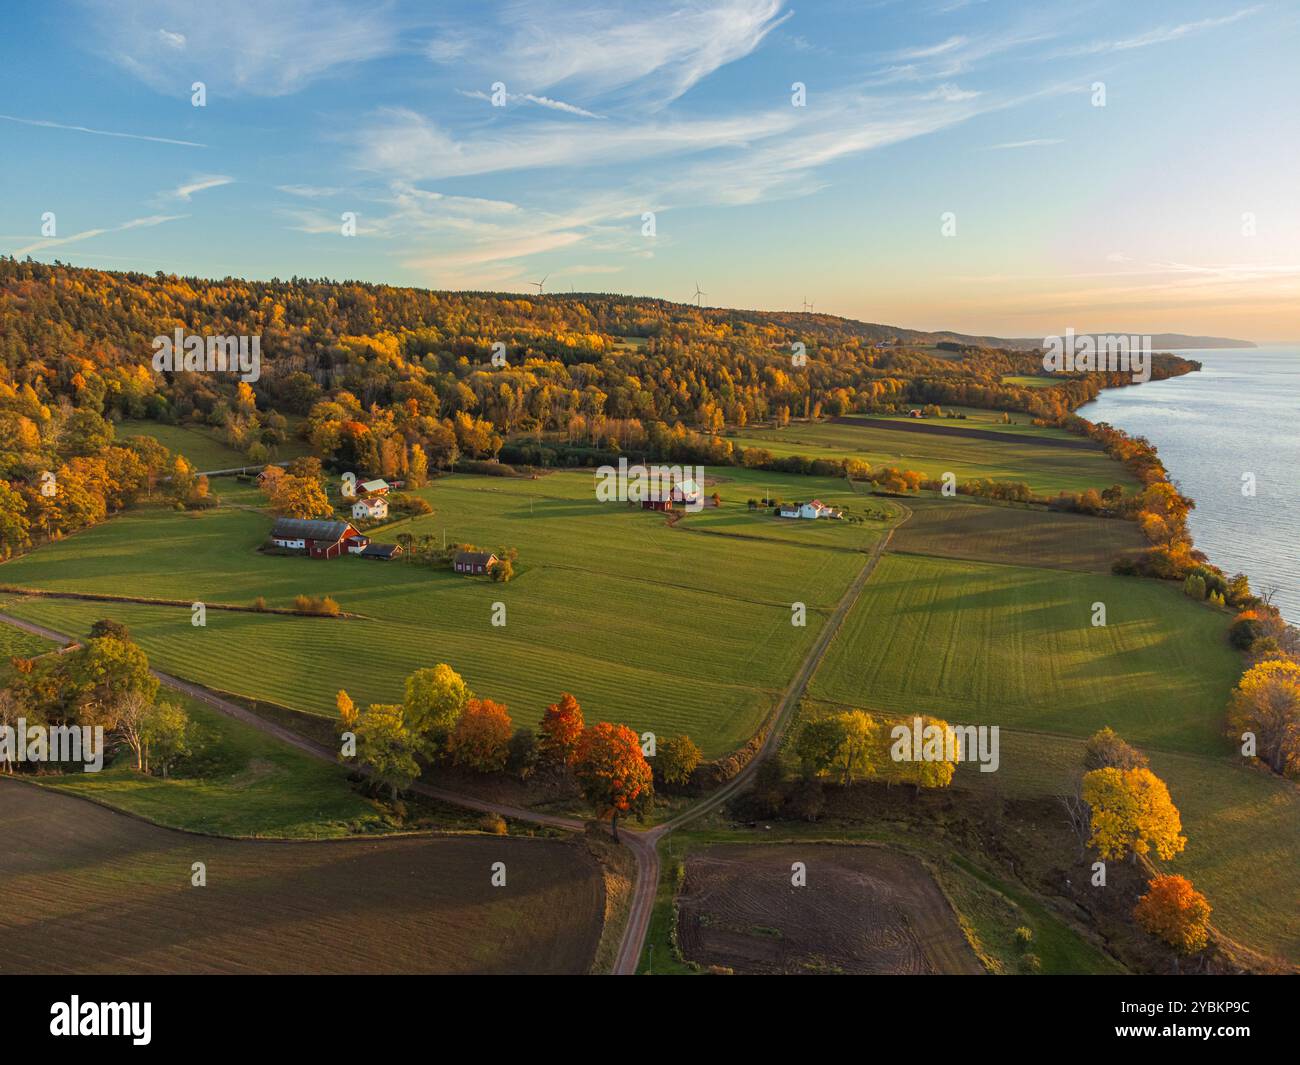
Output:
[[1082, 767, 1186, 862], [336, 689, 358, 731], [889, 715, 958, 790], [270, 473, 332, 519], [1226, 657, 1300, 777]]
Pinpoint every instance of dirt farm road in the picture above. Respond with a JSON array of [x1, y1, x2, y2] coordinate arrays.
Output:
[[610, 520, 898, 973], [0, 508, 901, 975]]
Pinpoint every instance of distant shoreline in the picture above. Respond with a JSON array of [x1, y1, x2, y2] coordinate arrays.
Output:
[[1079, 362, 1249, 612]]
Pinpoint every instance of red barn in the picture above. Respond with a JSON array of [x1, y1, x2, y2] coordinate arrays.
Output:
[[453, 550, 499, 575], [269, 518, 359, 559]]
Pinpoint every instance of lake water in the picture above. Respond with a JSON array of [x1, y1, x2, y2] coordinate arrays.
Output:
[[1078, 345, 1300, 622]]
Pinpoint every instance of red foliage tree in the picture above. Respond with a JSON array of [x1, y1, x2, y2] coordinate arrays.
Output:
[[538, 692, 585, 767], [573, 722, 654, 839]]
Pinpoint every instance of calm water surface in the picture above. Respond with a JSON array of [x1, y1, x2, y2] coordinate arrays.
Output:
[[1078, 346, 1300, 622]]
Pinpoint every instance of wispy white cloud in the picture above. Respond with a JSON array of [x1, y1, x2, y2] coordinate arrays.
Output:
[[346, 80, 1014, 285], [0, 113, 205, 147], [457, 88, 601, 119], [895, 35, 968, 61], [985, 138, 1063, 149], [276, 184, 344, 199], [923, 82, 981, 102], [663, 91, 1003, 206], [170, 174, 233, 200], [867, 25, 1057, 84], [434, 0, 790, 106], [353, 106, 796, 180], [1056, 7, 1261, 57], [85, 0, 399, 97], [13, 214, 186, 256]]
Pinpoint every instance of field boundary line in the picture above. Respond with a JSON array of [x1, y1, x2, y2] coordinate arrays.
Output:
[[0, 586, 370, 620]]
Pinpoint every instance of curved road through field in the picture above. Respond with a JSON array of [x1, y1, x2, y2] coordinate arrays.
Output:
[[0, 505, 903, 975]]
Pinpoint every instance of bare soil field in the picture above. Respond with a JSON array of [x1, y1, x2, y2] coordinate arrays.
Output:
[[891, 496, 1146, 572], [676, 843, 983, 974], [0, 780, 605, 974]]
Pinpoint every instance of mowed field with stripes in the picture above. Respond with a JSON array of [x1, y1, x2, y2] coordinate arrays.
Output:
[[726, 414, 1137, 496], [809, 551, 1241, 754], [802, 499, 1298, 966], [0, 471, 879, 758]]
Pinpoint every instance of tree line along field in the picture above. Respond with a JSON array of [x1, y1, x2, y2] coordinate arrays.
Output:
[[809, 552, 1240, 755], [727, 416, 1136, 496], [891, 495, 1147, 572], [0, 780, 605, 975], [0, 470, 882, 758]]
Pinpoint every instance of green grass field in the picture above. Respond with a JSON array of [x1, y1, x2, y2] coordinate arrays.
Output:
[[117, 419, 310, 471], [33, 688, 385, 838], [1001, 375, 1060, 389], [853, 405, 1072, 439], [726, 418, 1134, 496], [0, 470, 878, 758], [793, 535, 1298, 966], [809, 552, 1240, 755], [0, 624, 56, 680]]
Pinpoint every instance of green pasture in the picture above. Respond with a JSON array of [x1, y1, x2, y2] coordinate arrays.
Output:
[[808, 552, 1240, 755], [0, 471, 878, 757], [727, 418, 1133, 496]]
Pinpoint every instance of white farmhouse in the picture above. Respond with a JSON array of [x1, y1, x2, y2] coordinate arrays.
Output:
[[778, 499, 843, 520], [352, 496, 388, 521]]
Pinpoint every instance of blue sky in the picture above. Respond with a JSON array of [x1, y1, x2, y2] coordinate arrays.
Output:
[[2, 0, 1297, 339]]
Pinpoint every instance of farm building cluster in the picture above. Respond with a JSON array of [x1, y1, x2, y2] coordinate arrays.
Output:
[[348, 478, 391, 521], [777, 499, 843, 520], [639, 478, 705, 512], [265, 476, 405, 560], [268, 518, 402, 560]]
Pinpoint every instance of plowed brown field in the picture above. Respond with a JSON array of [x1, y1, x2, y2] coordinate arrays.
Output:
[[676, 843, 982, 974], [0, 780, 604, 974]]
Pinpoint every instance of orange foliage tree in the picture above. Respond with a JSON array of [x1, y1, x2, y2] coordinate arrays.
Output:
[[447, 698, 513, 774], [538, 692, 585, 767], [573, 722, 654, 839], [1134, 875, 1212, 955]]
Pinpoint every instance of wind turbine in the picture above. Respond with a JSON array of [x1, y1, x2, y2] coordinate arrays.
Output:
[[528, 274, 549, 296], [693, 282, 706, 307]]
